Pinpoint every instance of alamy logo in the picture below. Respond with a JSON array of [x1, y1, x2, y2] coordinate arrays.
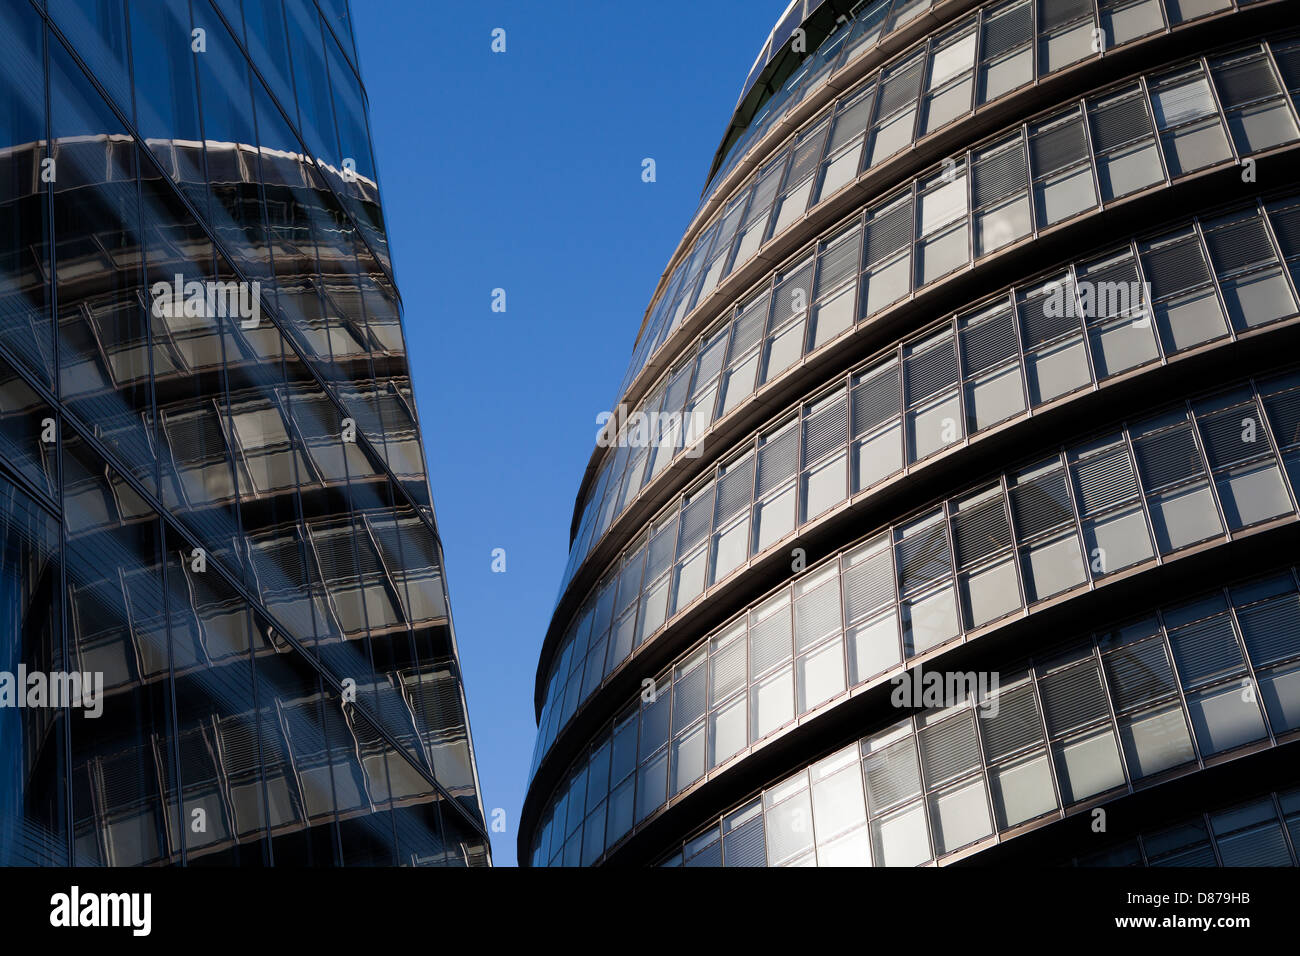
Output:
[[150, 273, 261, 329], [890, 667, 1000, 716], [595, 403, 709, 458], [1043, 278, 1151, 326], [50, 886, 150, 936], [0, 667, 102, 718]]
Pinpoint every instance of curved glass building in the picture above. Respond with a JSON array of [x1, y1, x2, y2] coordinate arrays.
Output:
[[0, 0, 489, 865], [522, 0, 1300, 867]]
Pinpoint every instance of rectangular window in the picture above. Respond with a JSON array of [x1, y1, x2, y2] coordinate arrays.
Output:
[[1099, 0, 1165, 48], [1069, 434, 1154, 576], [719, 292, 770, 415], [959, 300, 1026, 431], [800, 390, 848, 521], [1140, 228, 1229, 354], [761, 258, 814, 385], [920, 23, 976, 135], [915, 167, 970, 285], [868, 55, 924, 166], [1202, 207, 1298, 332], [951, 484, 1020, 629], [1088, 86, 1164, 201], [896, 510, 959, 656], [1150, 65, 1233, 177], [971, 135, 1031, 257], [904, 328, 963, 462], [753, 420, 798, 552], [1193, 389, 1294, 530], [1131, 409, 1224, 553], [809, 224, 862, 350], [1210, 49, 1300, 156], [771, 116, 830, 238], [851, 360, 904, 491], [816, 89, 873, 204], [1075, 247, 1159, 378], [1039, 650, 1126, 802], [861, 191, 914, 318], [1036, 0, 1095, 74], [1017, 276, 1091, 406], [978, 0, 1033, 104], [1009, 457, 1087, 602], [1029, 108, 1098, 229]]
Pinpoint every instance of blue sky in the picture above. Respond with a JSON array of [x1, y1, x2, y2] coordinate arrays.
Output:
[[351, 1, 787, 865]]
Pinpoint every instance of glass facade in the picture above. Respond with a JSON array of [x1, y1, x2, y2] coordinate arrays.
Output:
[[524, 0, 1300, 866], [0, 0, 489, 865]]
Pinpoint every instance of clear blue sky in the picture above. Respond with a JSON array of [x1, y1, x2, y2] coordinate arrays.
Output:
[[352, 0, 786, 866]]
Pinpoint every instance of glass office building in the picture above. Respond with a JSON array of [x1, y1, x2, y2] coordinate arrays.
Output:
[[0, 0, 490, 865], [522, 0, 1300, 866]]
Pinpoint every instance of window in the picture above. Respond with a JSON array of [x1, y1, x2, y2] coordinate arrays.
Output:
[[868, 54, 924, 166], [1009, 456, 1087, 602], [1131, 409, 1224, 553], [1193, 388, 1293, 530], [863, 726, 932, 866], [710, 452, 753, 585], [731, 153, 787, 268], [1070, 435, 1155, 580], [915, 166, 970, 284], [904, 328, 963, 462], [800, 390, 848, 522], [919, 709, 992, 854], [1164, 593, 1267, 756], [850, 359, 904, 491], [1039, 649, 1126, 803], [1030, 108, 1098, 228], [1149, 65, 1233, 176], [708, 622, 748, 768], [861, 191, 914, 318], [816, 88, 872, 204], [809, 225, 861, 350], [1202, 207, 1298, 332], [1098, 0, 1164, 49], [1212, 799, 1294, 865], [794, 566, 846, 712], [843, 534, 901, 680], [760, 257, 813, 385], [1233, 571, 1300, 734], [951, 484, 1020, 629], [750, 595, 794, 740], [670, 479, 713, 614], [637, 512, 678, 645], [895, 510, 959, 656], [1017, 275, 1091, 405], [753, 420, 798, 552], [1164, 0, 1231, 23], [1210, 49, 1299, 156], [1036, 0, 1095, 74], [719, 292, 770, 415], [981, 675, 1058, 828], [765, 774, 814, 865], [698, 195, 749, 296], [920, 23, 976, 135], [770, 116, 830, 238], [1261, 370, 1300, 504], [1088, 86, 1165, 201], [811, 747, 868, 863], [1076, 247, 1159, 378], [1140, 228, 1229, 353], [959, 300, 1026, 430], [671, 651, 708, 795], [978, 0, 1033, 104], [971, 135, 1031, 257]]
